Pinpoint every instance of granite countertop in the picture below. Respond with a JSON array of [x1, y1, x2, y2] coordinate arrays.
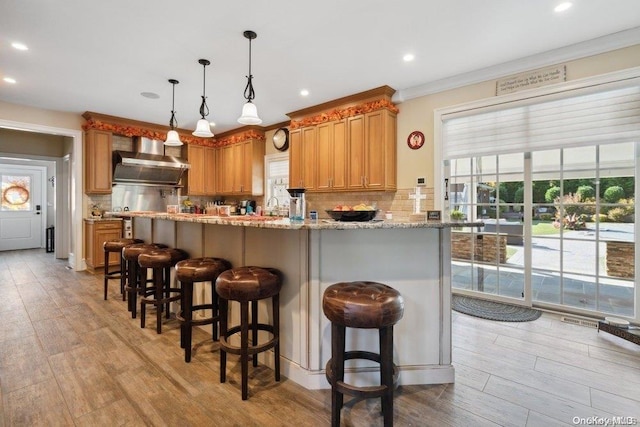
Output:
[[84, 217, 123, 223], [106, 211, 483, 230]]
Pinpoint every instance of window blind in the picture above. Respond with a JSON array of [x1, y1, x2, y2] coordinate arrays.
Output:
[[442, 81, 640, 159]]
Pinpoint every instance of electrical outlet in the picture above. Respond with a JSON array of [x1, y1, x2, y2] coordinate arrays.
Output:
[[417, 177, 426, 186]]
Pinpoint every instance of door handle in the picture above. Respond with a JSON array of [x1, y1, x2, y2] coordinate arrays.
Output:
[[35, 212, 41, 215]]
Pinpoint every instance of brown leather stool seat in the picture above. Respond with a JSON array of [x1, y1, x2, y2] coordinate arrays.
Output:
[[122, 243, 167, 318], [138, 248, 189, 334], [103, 238, 143, 301], [175, 257, 232, 362], [215, 266, 283, 400], [322, 281, 404, 427]]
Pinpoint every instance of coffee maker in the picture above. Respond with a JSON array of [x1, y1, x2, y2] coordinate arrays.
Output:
[[287, 188, 306, 222], [240, 199, 256, 215]]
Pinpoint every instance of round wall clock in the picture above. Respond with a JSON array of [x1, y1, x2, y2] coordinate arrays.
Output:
[[407, 131, 425, 150], [272, 128, 289, 151]]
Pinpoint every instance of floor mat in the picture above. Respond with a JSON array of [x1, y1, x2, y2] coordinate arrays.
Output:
[[452, 295, 542, 322]]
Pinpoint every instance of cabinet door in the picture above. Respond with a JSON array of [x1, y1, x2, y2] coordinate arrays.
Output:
[[289, 129, 303, 188], [203, 147, 216, 195], [331, 119, 347, 190], [317, 120, 347, 191], [347, 115, 365, 189], [365, 110, 396, 190], [219, 145, 235, 194], [187, 145, 205, 195], [84, 130, 112, 194], [316, 123, 332, 191], [301, 127, 316, 190], [242, 139, 264, 196], [95, 227, 122, 268], [232, 143, 244, 193]]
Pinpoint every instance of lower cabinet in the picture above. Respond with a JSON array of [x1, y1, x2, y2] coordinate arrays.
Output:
[[85, 220, 122, 270]]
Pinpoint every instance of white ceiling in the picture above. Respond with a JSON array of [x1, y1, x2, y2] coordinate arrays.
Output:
[[1, 1, 640, 135]]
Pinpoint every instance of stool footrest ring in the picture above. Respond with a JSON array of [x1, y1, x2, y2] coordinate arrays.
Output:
[[325, 351, 399, 400], [219, 323, 278, 356]]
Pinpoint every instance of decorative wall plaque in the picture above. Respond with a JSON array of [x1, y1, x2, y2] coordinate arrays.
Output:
[[496, 65, 566, 95]]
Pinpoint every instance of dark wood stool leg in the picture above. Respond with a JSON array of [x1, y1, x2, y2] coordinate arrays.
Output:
[[251, 300, 258, 368], [331, 322, 345, 427], [241, 300, 249, 400], [103, 249, 110, 300], [128, 263, 140, 317], [138, 266, 148, 324], [155, 267, 165, 334], [164, 266, 171, 320], [183, 281, 194, 361], [219, 297, 228, 383], [211, 281, 219, 341], [380, 325, 394, 426], [120, 255, 127, 301], [273, 294, 280, 381]]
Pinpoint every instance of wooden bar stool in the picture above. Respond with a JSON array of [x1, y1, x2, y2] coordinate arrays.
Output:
[[103, 238, 142, 300], [215, 266, 282, 400], [323, 281, 404, 427], [175, 257, 232, 362], [122, 243, 167, 318], [138, 248, 189, 334]]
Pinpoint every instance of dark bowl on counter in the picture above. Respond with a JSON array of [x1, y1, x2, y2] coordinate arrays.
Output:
[[325, 210, 378, 222]]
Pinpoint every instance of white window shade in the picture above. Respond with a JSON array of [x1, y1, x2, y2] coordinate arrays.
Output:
[[442, 82, 640, 159]]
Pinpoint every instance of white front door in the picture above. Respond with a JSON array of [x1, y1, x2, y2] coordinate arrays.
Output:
[[0, 165, 45, 251]]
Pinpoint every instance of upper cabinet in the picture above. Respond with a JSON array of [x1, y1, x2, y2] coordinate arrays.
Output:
[[216, 129, 265, 196], [186, 144, 216, 196], [84, 129, 112, 194], [287, 86, 398, 193]]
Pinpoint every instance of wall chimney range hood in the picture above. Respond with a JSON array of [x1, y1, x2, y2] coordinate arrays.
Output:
[[112, 137, 190, 186]]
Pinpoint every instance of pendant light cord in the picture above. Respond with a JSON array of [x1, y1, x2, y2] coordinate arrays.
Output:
[[199, 61, 210, 119], [243, 36, 255, 102], [169, 79, 178, 130]]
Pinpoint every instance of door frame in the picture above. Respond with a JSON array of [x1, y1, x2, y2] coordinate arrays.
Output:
[[0, 163, 47, 250], [0, 119, 83, 271]]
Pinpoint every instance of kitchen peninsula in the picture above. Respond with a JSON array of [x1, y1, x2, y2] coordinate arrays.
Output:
[[110, 211, 481, 389]]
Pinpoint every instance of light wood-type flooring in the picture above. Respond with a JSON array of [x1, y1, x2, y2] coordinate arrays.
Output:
[[1, 249, 639, 426]]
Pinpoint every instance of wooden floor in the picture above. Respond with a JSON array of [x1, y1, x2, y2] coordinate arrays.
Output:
[[1, 249, 639, 426]]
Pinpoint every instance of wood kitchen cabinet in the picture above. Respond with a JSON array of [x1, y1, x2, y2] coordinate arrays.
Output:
[[346, 110, 396, 190], [288, 127, 317, 190], [288, 86, 397, 193], [84, 219, 122, 270], [84, 129, 112, 194], [186, 144, 216, 196], [218, 139, 264, 195], [316, 119, 347, 191]]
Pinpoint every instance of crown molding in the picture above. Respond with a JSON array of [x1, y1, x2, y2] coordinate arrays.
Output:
[[393, 26, 640, 103]]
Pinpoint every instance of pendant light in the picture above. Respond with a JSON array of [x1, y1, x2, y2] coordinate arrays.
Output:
[[164, 79, 183, 146], [193, 59, 214, 138], [237, 30, 262, 125]]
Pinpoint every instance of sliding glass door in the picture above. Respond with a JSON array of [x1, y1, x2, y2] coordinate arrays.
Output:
[[449, 143, 636, 318]]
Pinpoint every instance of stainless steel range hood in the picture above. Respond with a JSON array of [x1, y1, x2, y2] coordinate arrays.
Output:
[[112, 137, 190, 186]]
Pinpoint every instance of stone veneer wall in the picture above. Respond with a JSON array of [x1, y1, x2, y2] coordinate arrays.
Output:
[[306, 187, 434, 221], [451, 232, 507, 264], [606, 241, 635, 279]]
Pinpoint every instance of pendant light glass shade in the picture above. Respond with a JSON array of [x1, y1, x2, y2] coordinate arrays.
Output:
[[193, 59, 214, 138], [238, 101, 262, 125], [164, 129, 183, 146], [164, 79, 183, 146], [238, 30, 262, 125], [193, 119, 214, 137]]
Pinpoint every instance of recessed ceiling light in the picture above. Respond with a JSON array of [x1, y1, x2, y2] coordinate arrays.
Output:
[[140, 91, 160, 99], [300, 89, 309, 96], [11, 42, 28, 51], [3, 77, 17, 84], [554, 2, 572, 12], [403, 54, 415, 62]]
